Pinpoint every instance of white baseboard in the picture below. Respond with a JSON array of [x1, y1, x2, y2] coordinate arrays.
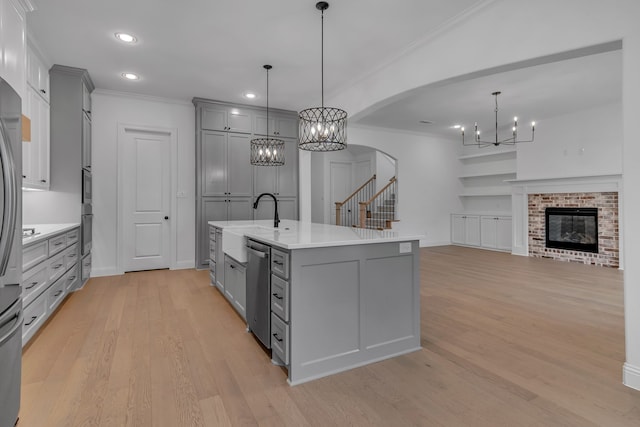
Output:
[[172, 260, 195, 270], [419, 240, 450, 247], [91, 267, 122, 278], [623, 362, 640, 391]]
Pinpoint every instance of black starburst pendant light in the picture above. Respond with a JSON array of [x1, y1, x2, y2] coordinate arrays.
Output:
[[251, 65, 285, 166], [462, 91, 536, 147], [298, 1, 347, 152]]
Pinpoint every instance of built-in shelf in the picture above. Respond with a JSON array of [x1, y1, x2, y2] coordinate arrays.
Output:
[[458, 188, 513, 197], [458, 171, 516, 179], [457, 149, 517, 160]]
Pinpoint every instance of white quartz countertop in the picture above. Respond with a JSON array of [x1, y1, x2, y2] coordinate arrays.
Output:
[[208, 219, 423, 250], [22, 223, 80, 246]]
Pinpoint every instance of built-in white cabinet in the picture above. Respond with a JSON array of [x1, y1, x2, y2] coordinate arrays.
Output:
[[452, 213, 512, 252], [22, 85, 50, 189], [480, 216, 512, 251], [451, 214, 481, 246], [22, 227, 81, 346], [27, 46, 49, 103], [0, 0, 27, 103]]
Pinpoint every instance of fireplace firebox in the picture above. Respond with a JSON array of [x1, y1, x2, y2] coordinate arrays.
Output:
[[545, 207, 598, 253]]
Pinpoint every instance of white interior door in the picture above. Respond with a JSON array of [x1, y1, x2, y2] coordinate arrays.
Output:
[[330, 161, 352, 225], [122, 128, 171, 272]]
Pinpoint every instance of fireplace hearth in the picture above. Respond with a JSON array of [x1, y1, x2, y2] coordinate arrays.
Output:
[[545, 207, 598, 253]]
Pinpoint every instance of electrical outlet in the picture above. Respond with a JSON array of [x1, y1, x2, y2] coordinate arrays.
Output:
[[399, 242, 411, 253]]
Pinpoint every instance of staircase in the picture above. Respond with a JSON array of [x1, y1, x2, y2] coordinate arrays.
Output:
[[335, 175, 398, 230]]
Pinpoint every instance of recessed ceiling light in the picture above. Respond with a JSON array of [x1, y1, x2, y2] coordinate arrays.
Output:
[[115, 32, 137, 43], [122, 72, 140, 80], [244, 92, 257, 99]]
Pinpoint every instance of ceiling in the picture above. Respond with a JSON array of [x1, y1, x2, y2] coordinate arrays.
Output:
[[27, 0, 482, 111], [27, 1, 621, 137]]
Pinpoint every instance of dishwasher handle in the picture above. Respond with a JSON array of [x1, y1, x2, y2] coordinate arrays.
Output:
[[246, 246, 269, 259]]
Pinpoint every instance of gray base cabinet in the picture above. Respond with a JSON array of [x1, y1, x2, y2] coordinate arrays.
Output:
[[194, 98, 299, 269], [224, 255, 246, 320], [22, 227, 81, 346]]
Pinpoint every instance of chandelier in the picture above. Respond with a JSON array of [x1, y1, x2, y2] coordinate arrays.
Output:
[[250, 65, 285, 166], [298, 1, 347, 152], [462, 91, 535, 147]]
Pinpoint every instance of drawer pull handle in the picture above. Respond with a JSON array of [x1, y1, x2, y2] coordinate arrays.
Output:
[[69, 254, 77, 258], [53, 264, 63, 269], [24, 316, 38, 326], [84, 263, 90, 267], [230, 264, 235, 269], [26, 282, 38, 290], [273, 260, 284, 266], [272, 332, 283, 342], [54, 290, 63, 297], [272, 293, 283, 300], [69, 276, 76, 281], [55, 242, 65, 246]]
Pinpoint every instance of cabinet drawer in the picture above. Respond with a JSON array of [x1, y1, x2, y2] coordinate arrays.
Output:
[[64, 243, 79, 270], [63, 266, 80, 292], [209, 239, 216, 261], [48, 253, 66, 283], [271, 312, 289, 365], [209, 226, 217, 241], [47, 277, 66, 313], [271, 274, 289, 322], [22, 261, 50, 307], [22, 296, 47, 345], [48, 234, 67, 257], [66, 228, 80, 246], [271, 248, 289, 280], [209, 270, 216, 287], [23, 240, 48, 272]]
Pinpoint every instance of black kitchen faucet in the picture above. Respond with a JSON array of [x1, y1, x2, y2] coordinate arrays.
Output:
[[253, 193, 280, 228]]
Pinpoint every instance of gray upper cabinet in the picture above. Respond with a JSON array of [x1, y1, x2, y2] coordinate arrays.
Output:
[[254, 113, 298, 139], [201, 131, 252, 197], [82, 111, 91, 170], [202, 105, 251, 134]]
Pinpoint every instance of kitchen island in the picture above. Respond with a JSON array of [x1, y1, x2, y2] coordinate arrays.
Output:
[[208, 219, 422, 385]]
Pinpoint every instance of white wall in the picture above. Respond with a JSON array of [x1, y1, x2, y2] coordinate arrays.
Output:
[[375, 151, 396, 192], [346, 126, 461, 246], [517, 103, 622, 179], [91, 91, 195, 276], [311, 0, 640, 391]]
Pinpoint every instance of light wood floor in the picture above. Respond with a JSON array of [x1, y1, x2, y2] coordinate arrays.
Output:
[[20, 246, 640, 426]]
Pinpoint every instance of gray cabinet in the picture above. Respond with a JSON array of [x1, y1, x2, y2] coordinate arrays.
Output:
[[253, 139, 298, 197], [194, 98, 299, 269], [82, 112, 91, 170], [254, 113, 298, 139], [224, 255, 246, 320], [202, 131, 252, 197], [202, 105, 251, 133]]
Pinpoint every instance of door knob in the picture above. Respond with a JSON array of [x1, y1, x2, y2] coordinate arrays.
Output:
[[164, 216, 169, 220]]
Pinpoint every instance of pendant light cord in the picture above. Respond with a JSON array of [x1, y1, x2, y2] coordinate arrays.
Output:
[[321, 8, 324, 109], [266, 67, 269, 137]]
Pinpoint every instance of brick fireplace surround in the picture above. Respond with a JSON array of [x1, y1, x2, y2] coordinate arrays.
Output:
[[528, 192, 619, 267]]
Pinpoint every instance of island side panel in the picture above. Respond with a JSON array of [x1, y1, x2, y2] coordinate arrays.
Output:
[[288, 240, 421, 385]]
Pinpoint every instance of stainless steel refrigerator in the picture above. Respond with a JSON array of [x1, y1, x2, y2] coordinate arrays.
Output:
[[0, 77, 23, 427]]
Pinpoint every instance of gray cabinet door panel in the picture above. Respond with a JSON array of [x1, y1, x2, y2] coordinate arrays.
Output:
[[227, 134, 252, 196], [227, 109, 252, 133], [202, 131, 227, 196], [202, 107, 227, 131], [228, 198, 253, 220], [253, 198, 297, 221], [276, 116, 298, 139], [277, 140, 298, 197], [253, 164, 278, 195], [253, 115, 276, 136], [201, 199, 229, 266]]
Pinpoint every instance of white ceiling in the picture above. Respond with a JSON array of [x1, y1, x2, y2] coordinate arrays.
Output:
[[27, 0, 482, 111], [27, 1, 621, 136]]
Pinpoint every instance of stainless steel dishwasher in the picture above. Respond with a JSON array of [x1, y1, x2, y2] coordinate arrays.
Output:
[[246, 239, 271, 349]]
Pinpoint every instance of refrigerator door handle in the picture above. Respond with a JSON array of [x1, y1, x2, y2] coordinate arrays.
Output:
[[0, 299, 21, 346], [0, 119, 17, 277]]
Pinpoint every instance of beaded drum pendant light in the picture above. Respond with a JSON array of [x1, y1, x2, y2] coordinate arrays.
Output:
[[250, 65, 285, 166], [298, 1, 347, 152]]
